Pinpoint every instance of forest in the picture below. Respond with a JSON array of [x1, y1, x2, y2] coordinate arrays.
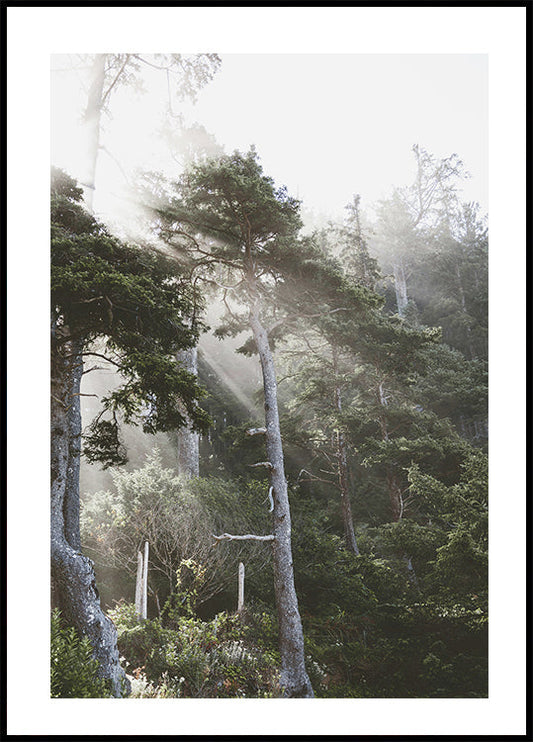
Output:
[[50, 53, 488, 701]]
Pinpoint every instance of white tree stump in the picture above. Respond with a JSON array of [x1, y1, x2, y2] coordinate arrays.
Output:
[[141, 541, 149, 620], [134, 550, 143, 618], [237, 562, 245, 613]]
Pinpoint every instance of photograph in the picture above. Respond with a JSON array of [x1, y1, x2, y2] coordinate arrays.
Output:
[[5, 4, 528, 738]]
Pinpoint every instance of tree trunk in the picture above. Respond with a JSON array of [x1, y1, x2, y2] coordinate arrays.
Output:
[[81, 54, 106, 212], [332, 350, 359, 554], [141, 541, 149, 620], [51, 333, 129, 697], [176, 347, 200, 478], [63, 337, 83, 551], [392, 259, 408, 317], [337, 430, 360, 554], [135, 551, 143, 618], [249, 309, 314, 698]]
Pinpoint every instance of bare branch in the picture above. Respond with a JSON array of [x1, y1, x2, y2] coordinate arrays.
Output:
[[246, 427, 267, 436], [212, 533, 275, 546], [101, 54, 131, 108], [296, 468, 336, 487], [250, 461, 274, 470]]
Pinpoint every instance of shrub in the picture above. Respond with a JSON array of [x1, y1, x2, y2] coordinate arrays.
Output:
[[108, 602, 280, 697], [51, 609, 113, 698]]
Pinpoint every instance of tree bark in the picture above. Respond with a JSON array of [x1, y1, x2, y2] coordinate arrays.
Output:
[[63, 337, 83, 551], [249, 309, 314, 698], [176, 347, 200, 478], [51, 332, 129, 697]]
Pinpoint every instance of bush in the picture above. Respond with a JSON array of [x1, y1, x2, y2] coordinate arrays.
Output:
[[108, 602, 280, 697], [51, 609, 113, 698], [81, 452, 273, 614]]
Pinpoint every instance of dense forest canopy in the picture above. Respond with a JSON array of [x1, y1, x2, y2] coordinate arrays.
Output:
[[48, 51, 490, 703]]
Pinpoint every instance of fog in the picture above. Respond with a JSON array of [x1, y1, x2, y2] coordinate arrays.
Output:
[[51, 54, 488, 229], [51, 52, 488, 494]]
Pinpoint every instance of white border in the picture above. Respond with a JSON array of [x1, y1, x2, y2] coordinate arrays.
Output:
[[6, 5, 527, 737]]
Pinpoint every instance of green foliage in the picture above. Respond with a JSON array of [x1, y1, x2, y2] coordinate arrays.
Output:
[[50, 609, 113, 698], [81, 451, 273, 612], [291, 525, 378, 616], [72, 141, 488, 699], [51, 167, 210, 467], [163, 558, 208, 619], [108, 602, 279, 698]]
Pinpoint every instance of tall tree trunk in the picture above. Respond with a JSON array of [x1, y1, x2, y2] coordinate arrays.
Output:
[[249, 309, 314, 698], [332, 348, 359, 554], [81, 54, 106, 212], [51, 332, 129, 697], [392, 259, 408, 317], [175, 347, 200, 478]]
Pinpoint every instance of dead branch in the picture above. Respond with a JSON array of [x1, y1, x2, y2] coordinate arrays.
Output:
[[212, 533, 275, 547], [246, 427, 267, 436], [250, 461, 274, 470]]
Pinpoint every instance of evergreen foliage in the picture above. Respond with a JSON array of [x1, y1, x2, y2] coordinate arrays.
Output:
[[58, 143, 488, 699], [51, 167, 211, 466]]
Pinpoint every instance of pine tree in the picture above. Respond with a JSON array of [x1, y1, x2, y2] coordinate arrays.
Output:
[[146, 148, 325, 696], [51, 167, 209, 695]]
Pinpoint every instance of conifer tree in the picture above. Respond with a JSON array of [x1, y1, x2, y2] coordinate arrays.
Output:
[[51, 168, 209, 695]]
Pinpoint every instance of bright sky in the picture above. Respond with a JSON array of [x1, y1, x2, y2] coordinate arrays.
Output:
[[51, 53, 488, 228]]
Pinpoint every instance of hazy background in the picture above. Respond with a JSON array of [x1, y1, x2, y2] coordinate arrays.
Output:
[[51, 52, 489, 494], [51, 53, 488, 231]]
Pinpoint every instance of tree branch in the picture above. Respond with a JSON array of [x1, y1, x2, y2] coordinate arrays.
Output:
[[212, 533, 275, 546], [101, 54, 131, 108], [82, 352, 123, 369]]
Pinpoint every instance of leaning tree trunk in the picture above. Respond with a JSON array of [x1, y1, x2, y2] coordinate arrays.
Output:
[[51, 333, 129, 697], [175, 347, 200, 478], [249, 308, 314, 698]]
